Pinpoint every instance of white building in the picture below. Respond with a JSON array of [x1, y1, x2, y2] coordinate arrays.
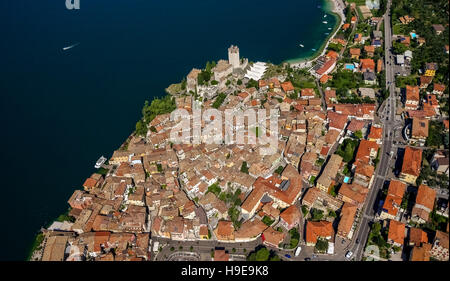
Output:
[[245, 62, 267, 81]]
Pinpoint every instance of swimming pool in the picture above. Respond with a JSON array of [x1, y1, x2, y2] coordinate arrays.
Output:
[[344, 176, 350, 183], [345, 64, 355, 70]]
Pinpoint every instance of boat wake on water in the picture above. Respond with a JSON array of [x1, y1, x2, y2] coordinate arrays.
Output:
[[63, 43, 80, 51]]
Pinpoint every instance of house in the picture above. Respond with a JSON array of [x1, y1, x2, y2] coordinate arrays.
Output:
[[353, 162, 375, 188], [420, 76, 433, 89], [432, 24, 445, 35], [410, 117, 429, 144], [213, 249, 230, 261], [410, 243, 432, 261], [346, 119, 366, 137], [41, 235, 69, 261], [320, 74, 332, 84], [279, 205, 301, 230], [262, 227, 285, 248], [354, 33, 363, 43], [302, 188, 343, 211], [342, 23, 350, 30], [399, 146, 422, 185], [404, 50, 413, 61], [405, 85, 419, 110], [377, 59, 383, 73], [281, 81, 295, 95], [411, 185, 436, 224], [372, 30, 383, 40], [425, 63, 438, 77], [387, 220, 406, 247], [338, 183, 368, 209], [396, 55, 405, 66], [409, 227, 429, 246], [337, 203, 358, 239], [315, 59, 336, 78], [326, 50, 339, 60], [354, 140, 379, 166], [433, 83, 446, 95], [430, 231, 449, 261], [363, 71, 376, 85], [214, 221, 235, 241], [379, 180, 406, 220], [399, 35, 410, 46], [431, 150, 449, 176], [316, 154, 343, 193], [300, 88, 315, 99], [324, 89, 337, 107], [364, 45, 375, 57], [350, 48, 361, 59], [360, 58, 375, 72], [305, 220, 334, 246], [367, 125, 382, 143], [399, 15, 415, 24]]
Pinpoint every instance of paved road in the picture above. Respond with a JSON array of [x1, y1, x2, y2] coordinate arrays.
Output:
[[352, 0, 397, 260]]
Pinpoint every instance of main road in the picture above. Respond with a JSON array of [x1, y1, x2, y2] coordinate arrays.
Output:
[[352, 0, 398, 260]]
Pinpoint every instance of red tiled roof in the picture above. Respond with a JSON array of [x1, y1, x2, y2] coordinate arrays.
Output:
[[415, 185, 436, 211], [388, 220, 405, 245], [306, 221, 334, 244], [401, 146, 422, 177]]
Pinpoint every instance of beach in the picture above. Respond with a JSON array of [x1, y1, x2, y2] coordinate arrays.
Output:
[[289, 0, 345, 69]]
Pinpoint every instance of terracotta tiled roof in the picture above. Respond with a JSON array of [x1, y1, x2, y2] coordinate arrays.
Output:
[[388, 220, 406, 245], [409, 227, 429, 246], [368, 126, 382, 140], [262, 227, 285, 247], [401, 146, 422, 177], [339, 183, 368, 205], [406, 85, 420, 102], [281, 81, 295, 92], [337, 203, 357, 237], [306, 221, 334, 244], [410, 243, 431, 261], [280, 205, 301, 227], [415, 185, 436, 211]]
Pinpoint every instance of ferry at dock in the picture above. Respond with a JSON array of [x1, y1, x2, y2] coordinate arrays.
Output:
[[95, 156, 107, 169]]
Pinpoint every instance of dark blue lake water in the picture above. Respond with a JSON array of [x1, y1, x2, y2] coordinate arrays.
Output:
[[0, 0, 336, 260]]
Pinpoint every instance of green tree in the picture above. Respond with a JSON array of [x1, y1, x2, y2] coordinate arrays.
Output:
[[240, 161, 249, 174], [354, 130, 363, 139]]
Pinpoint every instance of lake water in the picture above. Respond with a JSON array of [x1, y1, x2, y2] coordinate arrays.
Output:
[[0, 0, 337, 260]]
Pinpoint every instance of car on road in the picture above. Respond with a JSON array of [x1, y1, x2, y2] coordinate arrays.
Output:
[[295, 246, 302, 256], [356, 238, 360, 244], [304, 257, 311, 261], [345, 251, 353, 259], [284, 254, 291, 259]]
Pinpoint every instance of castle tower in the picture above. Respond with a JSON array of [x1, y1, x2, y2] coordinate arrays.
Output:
[[228, 45, 240, 70]]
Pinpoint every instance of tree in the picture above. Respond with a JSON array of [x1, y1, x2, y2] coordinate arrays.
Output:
[[301, 205, 308, 216], [240, 161, 249, 174], [135, 119, 148, 136], [354, 130, 363, 139], [255, 248, 270, 261], [328, 210, 337, 218], [315, 239, 329, 253], [247, 79, 259, 89]]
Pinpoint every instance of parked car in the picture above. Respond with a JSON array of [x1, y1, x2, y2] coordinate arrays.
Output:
[[345, 251, 353, 259], [356, 239, 360, 244], [295, 247, 302, 256], [304, 257, 311, 261], [284, 254, 291, 259]]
